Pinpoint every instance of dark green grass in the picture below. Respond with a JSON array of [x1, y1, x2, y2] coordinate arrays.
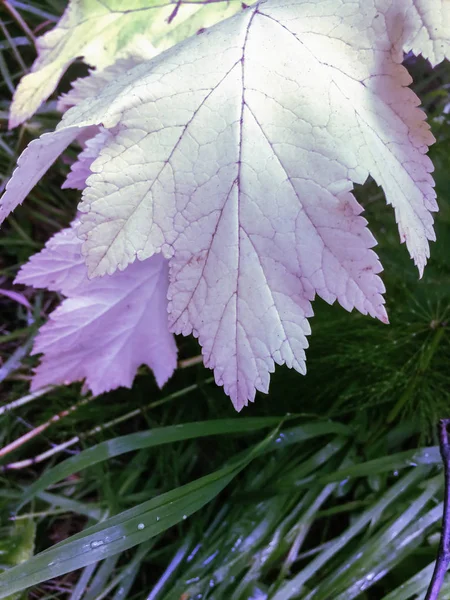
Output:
[[0, 2, 450, 598]]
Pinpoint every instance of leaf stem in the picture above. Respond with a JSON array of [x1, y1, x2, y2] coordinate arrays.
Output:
[[1, 378, 213, 471], [0, 385, 53, 416], [425, 419, 450, 600], [0, 396, 93, 459]]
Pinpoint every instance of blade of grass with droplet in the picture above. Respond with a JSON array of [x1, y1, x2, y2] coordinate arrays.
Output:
[[301, 446, 440, 486], [271, 466, 431, 600], [16, 417, 281, 508], [232, 453, 355, 598], [330, 501, 444, 600], [311, 474, 443, 599], [18, 418, 349, 509], [233, 482, 340, 600], [275, 435, 350, 490], [0, 429, 277, 598], [167, 444, 353, 599]]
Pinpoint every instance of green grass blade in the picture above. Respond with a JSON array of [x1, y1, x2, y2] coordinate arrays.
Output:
[[271, 466, 431, 600], [333, 503, 443, 600], [0, 432, 276, 598], [36, 491, 103, 521], [81, 555, 119, 600], [146, 536, 192, 600], [18, 418, 348, 508], [17, 417, 280, 507], [309, 446, 440, 485], [107, 542, 153, 600], [314, 475, 443, 599], [69, 563, 97, 600], [382, 562, 435, 600], [0, 465, 237, 597]]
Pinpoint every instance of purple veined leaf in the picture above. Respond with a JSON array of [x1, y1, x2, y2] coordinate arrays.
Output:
[[15, 222, 87, 295], [1, 0, 449, 409], [16, 225, 177, 394]]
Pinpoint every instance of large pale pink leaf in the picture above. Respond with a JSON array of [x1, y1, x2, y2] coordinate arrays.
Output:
[[16, 226, 177, 394], [395, 0, 450, 66], [58, 60, 145, 191], [2, 0, 449, 409], [57, 56, 150, 114]]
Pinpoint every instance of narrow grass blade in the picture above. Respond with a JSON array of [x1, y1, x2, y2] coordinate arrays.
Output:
[[0, 433, 275, 598], [308, 447, 440, 485], [18, 418, 348, 508], [313, 475, 443, 599], [271, 466, 431, 600], [332, 503, 443, 600], [69, 563, 97, 600], [382, 562, 435, 600]]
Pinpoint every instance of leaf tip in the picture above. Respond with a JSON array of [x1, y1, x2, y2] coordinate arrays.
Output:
[[8, 114, 23, 131]]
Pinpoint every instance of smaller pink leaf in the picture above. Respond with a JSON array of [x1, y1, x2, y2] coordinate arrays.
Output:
[[62, 129, 112, 190], [17, 226, 177, 394], [15, 223, 87, 295]]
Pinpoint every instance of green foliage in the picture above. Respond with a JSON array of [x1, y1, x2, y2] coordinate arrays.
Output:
[[0, 519, 35, 600], [0, 1, 450, 599]]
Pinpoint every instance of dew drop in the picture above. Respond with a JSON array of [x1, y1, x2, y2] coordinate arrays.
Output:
[[183, 515, 187, 520], [137, 523, 145, 530], [90, 540, 104, 549], [156, 516, 160, 521]]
